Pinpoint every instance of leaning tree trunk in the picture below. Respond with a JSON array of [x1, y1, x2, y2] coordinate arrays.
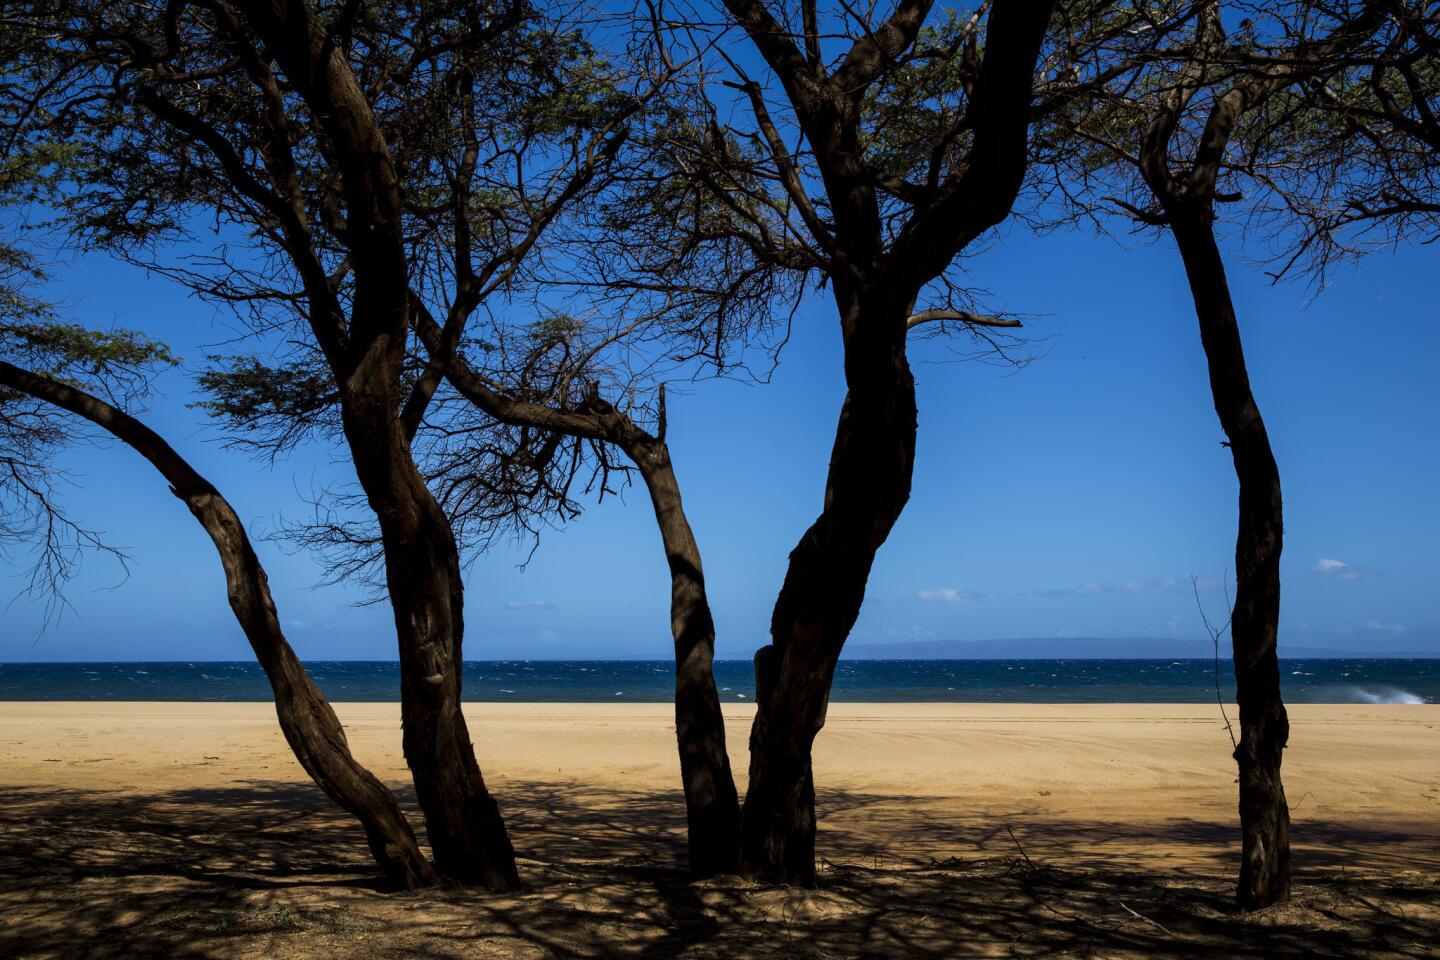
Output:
[[412, 303, 741, 878], [340, 373, 520, 890], [1170, 218, 1291, 910], [738, 295, 918, 885], [623, 431, 741, 877], [0, 360, 436, 890]]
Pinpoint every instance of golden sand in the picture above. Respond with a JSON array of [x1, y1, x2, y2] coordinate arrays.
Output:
[[2, 702, 1437, 958]]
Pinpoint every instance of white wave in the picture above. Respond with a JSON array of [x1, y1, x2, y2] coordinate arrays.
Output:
[[1348, 686, 1427, 704]]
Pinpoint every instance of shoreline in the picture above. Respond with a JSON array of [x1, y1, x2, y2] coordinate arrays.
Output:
[[6, 659, 1436, 706]]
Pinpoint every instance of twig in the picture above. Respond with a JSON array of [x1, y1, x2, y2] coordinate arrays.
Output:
[[1119, 900, 1172, 935], [1193, 573, 1238, 749], [1005, 825, 1036, 870]]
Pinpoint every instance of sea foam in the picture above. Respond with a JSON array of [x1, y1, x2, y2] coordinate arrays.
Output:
[[1347, 686, 1426, 704]]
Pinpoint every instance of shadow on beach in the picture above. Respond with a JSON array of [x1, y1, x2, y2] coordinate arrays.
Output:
[[1, 780, 1435, 959]]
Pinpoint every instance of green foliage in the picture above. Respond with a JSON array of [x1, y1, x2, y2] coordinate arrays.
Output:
[[193, 355, 340, 454], [195, 355, 336, 423], [0, 318, 175, 380], [525, 313, 582, 345]]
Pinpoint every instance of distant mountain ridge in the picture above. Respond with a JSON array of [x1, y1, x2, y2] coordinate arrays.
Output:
[[836, 637, 1439, 660]]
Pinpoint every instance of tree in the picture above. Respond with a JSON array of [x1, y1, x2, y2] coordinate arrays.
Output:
[[0, 226, 434, 887], [1031, 0, 1407, 908], [0, 355, 440, 889], [0, 0, 594, 888], [608, 0, 1066, 883], [403, 322, 744, 876], [1, 0, 743, 884]]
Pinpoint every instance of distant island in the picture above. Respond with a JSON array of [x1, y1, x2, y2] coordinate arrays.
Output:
[[835, 637, 1440, 660]]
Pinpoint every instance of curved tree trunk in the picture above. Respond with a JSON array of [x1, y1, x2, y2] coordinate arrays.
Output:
[[231, 0, 521, 890], [623, 432, 741, 877], [0, 360, 436, 890], [1170, 219, 1291, 910], [339, 376, 520, 891], [739, 294, 917, 885], [411, 305, 740, 878]]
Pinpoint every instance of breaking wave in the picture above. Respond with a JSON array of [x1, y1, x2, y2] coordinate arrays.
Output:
[[1347, 686, 1427, 704]]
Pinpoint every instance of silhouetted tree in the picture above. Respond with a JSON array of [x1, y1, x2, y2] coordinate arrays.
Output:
[[1029, 0, 1425, 908], [0, 0, 743, 883], [610, 0, 1074, 883], [0, 230, 434, 887]]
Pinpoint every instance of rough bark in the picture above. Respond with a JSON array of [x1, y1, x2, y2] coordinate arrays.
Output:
[[235, 0, 519, 889], [715, 0, 1055, 885], [340, 384, 519, 889], [622, 432, 741, 877], [1169, 218, 1291, 910], [739, 291, 917, 885], [410, 307, 741, 876], [0, 359, 436, 890]]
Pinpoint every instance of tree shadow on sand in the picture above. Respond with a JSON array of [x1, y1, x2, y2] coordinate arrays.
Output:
[[1, 780, 1435, 959]]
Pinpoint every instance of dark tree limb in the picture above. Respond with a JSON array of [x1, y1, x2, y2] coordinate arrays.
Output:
[[410, 303, 743, 875], [0, 358, 437, 891]]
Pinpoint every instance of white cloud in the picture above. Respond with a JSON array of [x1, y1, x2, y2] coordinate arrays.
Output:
[[1337, 620, 1406, 637], [880, 624, 936, 641], [1034, 577, 1196, 599], [1313, 558, 1378, 581], [915, 587, 984, 604], [503, 598, 556, 610]]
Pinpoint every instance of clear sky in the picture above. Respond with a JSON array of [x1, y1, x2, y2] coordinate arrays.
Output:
[[2, 218, 1436, 662]]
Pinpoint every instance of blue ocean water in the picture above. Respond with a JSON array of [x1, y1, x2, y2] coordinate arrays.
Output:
[[0, 659, 1435, 703]]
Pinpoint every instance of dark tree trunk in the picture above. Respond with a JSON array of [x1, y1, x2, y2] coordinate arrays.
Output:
[[738, 293, 917, 885], [233, 0, 521, 889], [412, 305, 740, 877], [624, 433, 741, 877], [0, 360, 436, 890], [1170, 218, 1291, 910], [339, 372, 520, 891]]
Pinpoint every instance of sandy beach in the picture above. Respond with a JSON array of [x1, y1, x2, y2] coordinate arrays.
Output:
[[2, 701, 1437, 958]]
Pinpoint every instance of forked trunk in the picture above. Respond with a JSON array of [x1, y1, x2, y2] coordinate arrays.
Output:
[[212, 0, 518, 889], [340, 378, 520, 890], [625, 434, 741, 877], [739, 298, 918, 885], [0, 361, 436, 890], [1171, 218, 1291, 910]]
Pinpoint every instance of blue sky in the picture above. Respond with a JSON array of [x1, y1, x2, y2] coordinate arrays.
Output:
[[2, 219, 1436, 661]]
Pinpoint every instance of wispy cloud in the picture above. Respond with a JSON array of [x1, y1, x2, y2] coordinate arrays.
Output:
[[915, 587, 984, 604], [881, 624, 936, 641], [1337, 620, 1406, 637], [1033, 577, 1188, 599], [1313, 558, 1378, 581], [503, 598, 556, 611]]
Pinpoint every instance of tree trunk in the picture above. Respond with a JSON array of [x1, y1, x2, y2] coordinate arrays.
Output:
[[1169, 219, 1291, 910], [215, 0, 519, 889], [0, 360, 436, 890], [624, 433, 741, 877], [339, 376, 520, 890], [412, 305, 740, 877], [739, 295, 918, 885]]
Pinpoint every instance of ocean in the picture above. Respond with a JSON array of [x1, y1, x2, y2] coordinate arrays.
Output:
[[0, 659, 1435, 703]]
